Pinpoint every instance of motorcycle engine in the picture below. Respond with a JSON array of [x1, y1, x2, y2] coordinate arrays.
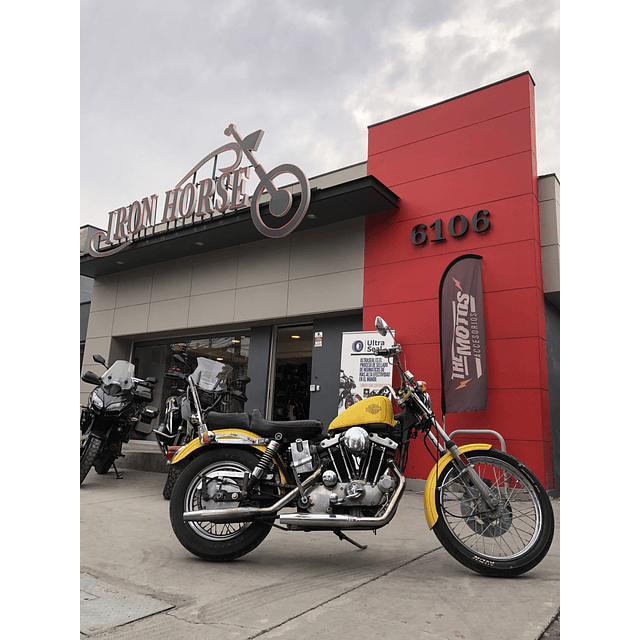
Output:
[[299, 427, 398, 516]]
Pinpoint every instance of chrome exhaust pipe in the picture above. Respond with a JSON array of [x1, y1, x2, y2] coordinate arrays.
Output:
[[278, 461, 406, 530], [182, 467, 323, 523]]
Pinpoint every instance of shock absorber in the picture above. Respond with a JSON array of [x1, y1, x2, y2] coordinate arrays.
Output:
[[244, 439, 280, 495]]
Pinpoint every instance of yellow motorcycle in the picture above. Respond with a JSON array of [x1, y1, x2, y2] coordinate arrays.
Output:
[[168, 317, 554, 577]]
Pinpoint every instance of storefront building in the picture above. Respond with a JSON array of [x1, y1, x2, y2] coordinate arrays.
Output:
[[80, 72, 559, 490]]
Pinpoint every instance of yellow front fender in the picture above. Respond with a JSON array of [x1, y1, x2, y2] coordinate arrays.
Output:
[[170, 428, 287, 483], [423, 443, 493, 528]]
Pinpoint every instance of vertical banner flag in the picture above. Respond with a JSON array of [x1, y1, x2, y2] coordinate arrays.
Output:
[[439, 254, 488, 413], [338, 331, 396, 414]]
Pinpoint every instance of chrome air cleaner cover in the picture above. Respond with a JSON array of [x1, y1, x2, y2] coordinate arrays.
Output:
[[343, 426, 370, 454]]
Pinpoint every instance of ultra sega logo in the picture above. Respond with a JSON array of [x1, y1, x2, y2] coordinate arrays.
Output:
[[351, 339, 385, 355]]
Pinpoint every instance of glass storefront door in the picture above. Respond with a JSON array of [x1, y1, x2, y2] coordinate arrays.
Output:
[[269, 324, 313, 421]]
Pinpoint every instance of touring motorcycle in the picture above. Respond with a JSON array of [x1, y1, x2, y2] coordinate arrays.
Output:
[[168, 318, 554, 577], [154, 354, 250, 499], [80, 355, 159, 484]]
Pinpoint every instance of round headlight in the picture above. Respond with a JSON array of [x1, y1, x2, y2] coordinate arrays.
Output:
[[343, 426, 370, 454]]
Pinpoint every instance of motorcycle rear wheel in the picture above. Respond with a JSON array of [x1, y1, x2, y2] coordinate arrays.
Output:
[[94, 458, 113, 475], [80, 434, 101, 485], [169, 447, 278, 561], [432, 449, 554, 577]]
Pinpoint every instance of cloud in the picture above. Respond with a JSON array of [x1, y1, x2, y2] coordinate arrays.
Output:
[[80, 0, 559, 228]]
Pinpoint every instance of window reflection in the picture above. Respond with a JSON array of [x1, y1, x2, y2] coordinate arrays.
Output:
[[132, 334, 250, 439]]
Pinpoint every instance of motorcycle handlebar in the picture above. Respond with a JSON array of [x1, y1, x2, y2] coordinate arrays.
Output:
[[134, 376, 158, 387], [374, 345, 401, 357]]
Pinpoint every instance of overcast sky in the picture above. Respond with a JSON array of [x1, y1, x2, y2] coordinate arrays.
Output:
[[80, 0, 559, 230]]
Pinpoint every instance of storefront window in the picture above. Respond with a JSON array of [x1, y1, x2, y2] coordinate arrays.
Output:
[[132, 333, 250, 439]]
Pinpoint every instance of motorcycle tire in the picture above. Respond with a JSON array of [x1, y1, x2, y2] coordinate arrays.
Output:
[[162, 433, 189, 500], [162, 461, 185, 500], [432, 448, 554, 577], [80, 434, 102, 485], [94, 458, 113, 475], [170, 447, 278, 562]]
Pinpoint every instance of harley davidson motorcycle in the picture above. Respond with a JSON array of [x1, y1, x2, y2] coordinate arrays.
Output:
[[154, 354, 250, 499], [80, 355, 159, 484], [168, 318, 554, 577]]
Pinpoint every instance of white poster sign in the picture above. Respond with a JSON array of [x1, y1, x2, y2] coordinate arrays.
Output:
[[338, 330, 396, 414]]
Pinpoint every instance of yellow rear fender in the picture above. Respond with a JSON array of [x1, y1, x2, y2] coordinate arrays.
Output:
[[423, 443, 493, 528], [171, 429, 287, 484]]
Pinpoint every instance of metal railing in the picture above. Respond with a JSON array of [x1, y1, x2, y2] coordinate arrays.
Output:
[[449, 429, 506, 453]]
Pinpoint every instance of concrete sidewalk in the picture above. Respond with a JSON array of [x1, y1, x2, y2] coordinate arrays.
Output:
[[80, 468, 560, 639]]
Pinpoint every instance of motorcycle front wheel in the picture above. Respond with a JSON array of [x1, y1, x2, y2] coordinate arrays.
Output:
[[80, 434, 101, 485], [432, 449, 554, 577], [169, 447, 279, 561]]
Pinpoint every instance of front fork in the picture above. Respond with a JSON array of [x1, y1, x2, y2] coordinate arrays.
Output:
[[426, 416, 499, 509], [446, 442, 499, 508]]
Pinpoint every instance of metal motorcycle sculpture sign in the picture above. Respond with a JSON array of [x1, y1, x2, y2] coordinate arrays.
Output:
[[88, 124, 311, 257]]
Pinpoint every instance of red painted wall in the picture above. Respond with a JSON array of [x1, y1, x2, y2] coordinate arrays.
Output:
[[363, 73, 553, 489]]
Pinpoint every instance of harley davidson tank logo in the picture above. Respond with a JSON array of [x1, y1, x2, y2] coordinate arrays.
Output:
[[366, 404, 382, 415]]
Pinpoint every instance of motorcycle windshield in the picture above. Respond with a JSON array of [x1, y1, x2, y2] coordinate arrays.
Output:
[[189, 357, 229, 391], [100, 360, 135, 391]]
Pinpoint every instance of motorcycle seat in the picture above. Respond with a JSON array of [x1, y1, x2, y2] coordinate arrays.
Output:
[[204, 412, 251, 430], [249, 409, 325, 441]]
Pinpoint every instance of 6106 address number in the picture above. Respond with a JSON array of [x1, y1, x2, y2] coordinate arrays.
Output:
[[411, 209, 490, 245]]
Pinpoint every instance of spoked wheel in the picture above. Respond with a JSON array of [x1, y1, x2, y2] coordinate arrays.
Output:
[[80, 434, 102, 485], [432, 449, 554, 577], [169, 447, 279, 561]]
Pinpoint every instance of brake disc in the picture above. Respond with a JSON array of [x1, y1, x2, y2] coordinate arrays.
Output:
[[460, 486, 513, 537]]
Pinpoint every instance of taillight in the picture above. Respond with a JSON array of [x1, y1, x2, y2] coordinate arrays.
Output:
[[167, 446, 181, 462]]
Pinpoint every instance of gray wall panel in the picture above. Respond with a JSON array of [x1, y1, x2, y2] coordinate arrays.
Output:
[[544, 297, 560, 494], [308, 314, 363, 428]]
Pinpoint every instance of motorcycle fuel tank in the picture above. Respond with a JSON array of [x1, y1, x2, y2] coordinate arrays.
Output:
[[328, 396, 395, 433]]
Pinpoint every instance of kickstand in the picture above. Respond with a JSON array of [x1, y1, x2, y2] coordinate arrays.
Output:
[[333, 529, 367, 550], [112, 461, 124, 479]]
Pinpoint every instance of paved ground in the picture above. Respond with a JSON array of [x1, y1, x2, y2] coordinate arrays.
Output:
[[80, 468, 560, 639]]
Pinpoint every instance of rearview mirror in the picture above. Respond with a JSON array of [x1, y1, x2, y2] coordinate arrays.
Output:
[[93, 354, 107, 367], [375, 316, 390, 337], [82, 371, 101, 385]]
